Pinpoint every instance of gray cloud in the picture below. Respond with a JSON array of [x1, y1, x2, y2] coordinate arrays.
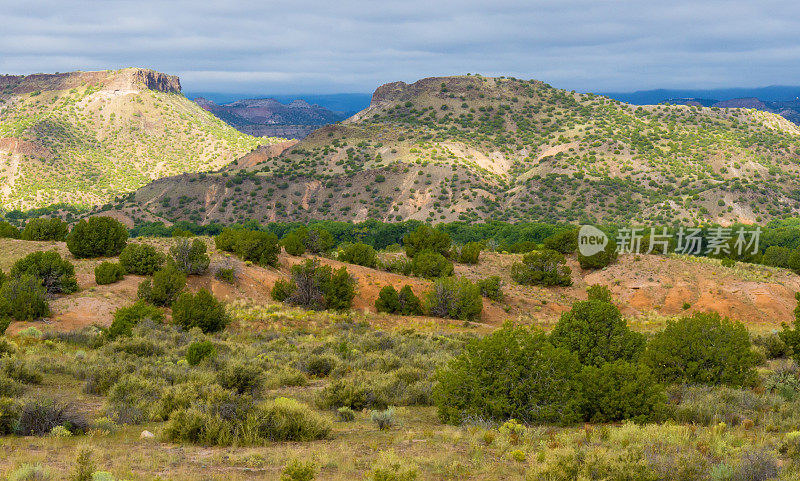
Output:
[[1, 0, 799, 94]]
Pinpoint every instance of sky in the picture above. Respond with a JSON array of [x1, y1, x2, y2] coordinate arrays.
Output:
[[2, 0, 800, 95]]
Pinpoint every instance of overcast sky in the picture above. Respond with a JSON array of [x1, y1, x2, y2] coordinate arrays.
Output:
[[2, 0, 799, 95]]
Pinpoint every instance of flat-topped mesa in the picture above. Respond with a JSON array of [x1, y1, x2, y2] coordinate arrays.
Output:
[[371, 76, 542, 104], [370, 76, 483, 105], [0, 67, 181, 95]]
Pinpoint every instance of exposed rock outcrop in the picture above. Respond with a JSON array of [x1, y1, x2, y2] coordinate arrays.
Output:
[[0, 68, 180, 95]]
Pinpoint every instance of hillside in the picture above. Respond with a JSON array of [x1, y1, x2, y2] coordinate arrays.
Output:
[[2, 237, 795, 335], [104, 75, 800, 226], [0, 68, 283, 210], [660, 97, 800, 125], [195, 96, 351, 138]]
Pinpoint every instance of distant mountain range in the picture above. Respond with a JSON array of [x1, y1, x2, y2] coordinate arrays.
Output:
[[185, 92, 372, 113], [603, 86, 800, 125], [193, 96, 356, 138], [603, 86, 800, 104]]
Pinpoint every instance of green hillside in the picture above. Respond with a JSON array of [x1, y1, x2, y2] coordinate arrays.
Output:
[[0, 68, 283, 210], [109, 75, 800, 225]]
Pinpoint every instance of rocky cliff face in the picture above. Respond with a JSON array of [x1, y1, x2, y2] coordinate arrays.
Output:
[[0, 68, 180, 95], [124, 68, 181, 93]]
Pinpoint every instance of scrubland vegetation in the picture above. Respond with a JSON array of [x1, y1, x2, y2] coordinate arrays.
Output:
[[95, 75, 800, 227], [0, 72, 283, 209], [0, 215, 799, 480]]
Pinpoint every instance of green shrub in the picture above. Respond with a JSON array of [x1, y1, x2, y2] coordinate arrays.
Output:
[[645, 312, 758, 386], [375, 286, 401, 314], [753, 332, 789, 359], [0, 318, 9, 336], [119, 243, 165, 275], [214, 266, 236, 283], [172, 289, 229, 333], [16, 397, 89, 435], [456, 242, 482, 264], [549, 300, 645, 367], [426, 277, 482, 321], [511, 249, 571, 286], [789, 250, 800, 275], [137, 264, 186, 307], [21, 218, 68, 241], [368, 452, 418, 481], [434, 324, 583, 424], [274, 260, 355, 311], [215, 228, 280, 267], [763, 246, 792, 269], [282, 232, 306, 256], [213, 227, 238, 252], [543, 229, 578, 254], [380, 257, 412, 275], [282, 459, 316, 481], [477, 276, 504, 301], [0, 397, 20, 435], [300, 226, 335, 254], [579, 360, 666, 423], [578, 239, 618, 269], [94, 261, 124, 285], [186, 340, 216, 366], [316, 378, 388, 411], [779, 293, 800, 364], [6, 463, 52, 481], [73, 447, 94, 481], [0, 274, 50, 321], [10, 251, 78, 294], [218, 361, 263, 394], [169, 238, 210, 275], [66, 217, 128, 258], [271, 279, 296, 302], [254, 397, 332, 441], [337, 406, 356, 422], [375, 285, 423, 315], [108, 301, 165, 339], [731, 450, 778, 481], [105, 373, 161, 423], [0, 374, 23, 397], [586, 284, 613, 303], [764, 366, 800, 400], [322, 265, 356, 311], [668, 384, 771, 426], [397, 286, 423, 315], [371, 407, 395, 430], [403, 225, 451, 258], [339, 243, 378, 268], [410, 251, 453, 279], [307, 355, 337, 377], [0, 221, 20, 239], [532, 447, 657, 481], [164, 397, 330, 446]]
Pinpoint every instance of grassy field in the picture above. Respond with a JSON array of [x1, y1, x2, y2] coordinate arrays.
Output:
[[1, 314, 799, 480]]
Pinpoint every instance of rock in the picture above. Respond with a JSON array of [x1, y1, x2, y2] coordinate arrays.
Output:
[[140, 430, 155, 439]]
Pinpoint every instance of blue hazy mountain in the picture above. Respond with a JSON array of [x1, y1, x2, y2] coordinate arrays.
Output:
[[184, 92, 372, 114], [602, 86, 800, 104]]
